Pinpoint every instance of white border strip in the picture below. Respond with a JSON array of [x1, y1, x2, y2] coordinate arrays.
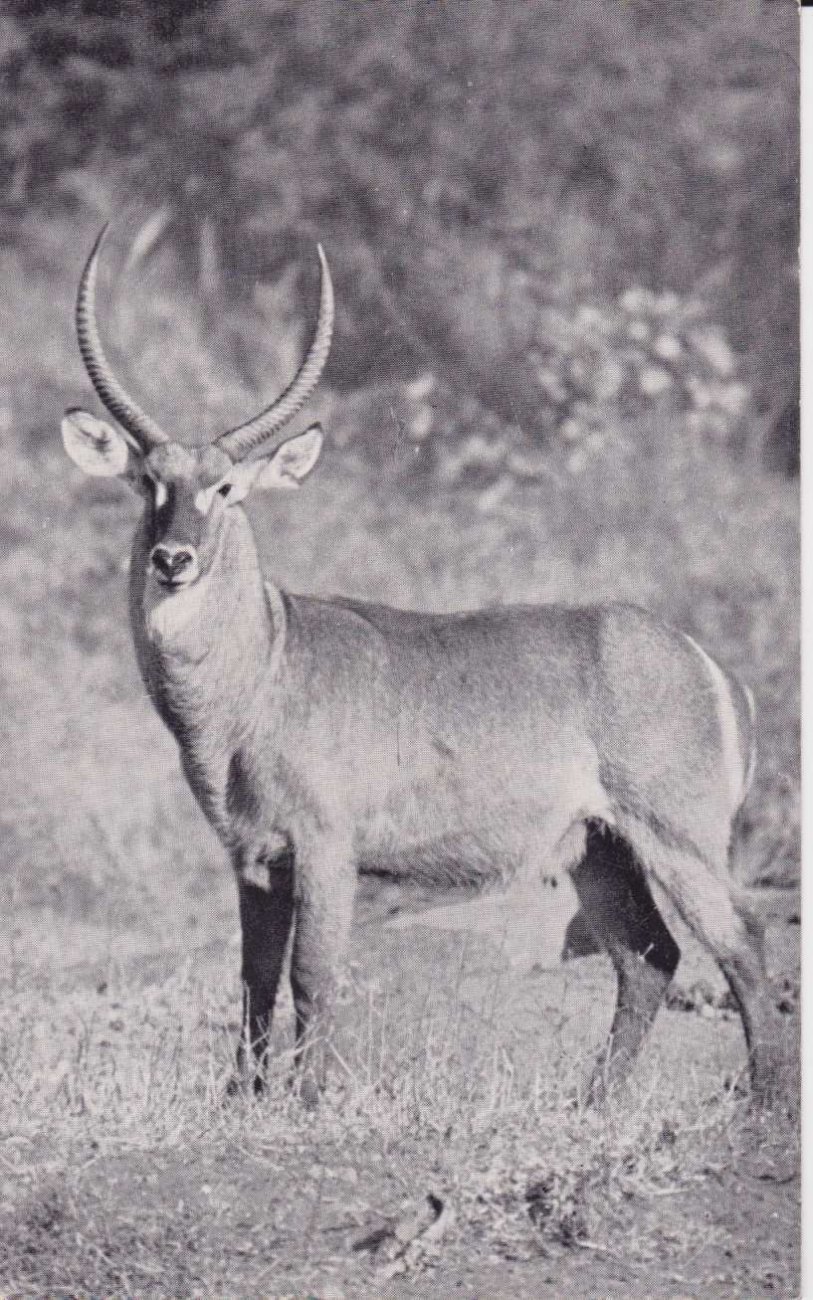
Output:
[[799, 10, 809, 1298]]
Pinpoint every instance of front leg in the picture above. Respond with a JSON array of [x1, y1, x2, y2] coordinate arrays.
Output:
[[290, 837, 357, 1105], [231, 845, 295, 1094]]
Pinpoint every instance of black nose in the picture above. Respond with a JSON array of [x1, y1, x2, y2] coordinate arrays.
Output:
[[151, 546, 194, 579]]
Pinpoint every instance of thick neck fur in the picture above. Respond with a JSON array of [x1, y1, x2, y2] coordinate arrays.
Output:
[[128, 507, 281, 819]]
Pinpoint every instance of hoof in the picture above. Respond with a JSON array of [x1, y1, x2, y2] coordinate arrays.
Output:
[[300, 1076, 321, 1109], [746, 1076, 788, 1117], [288, 1070, 321, 1109], [224, 1070, 266, 1100], [747, 1040, 795, 1116]]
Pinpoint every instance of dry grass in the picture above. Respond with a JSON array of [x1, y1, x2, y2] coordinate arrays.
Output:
[[0, 923, 799, 1296]]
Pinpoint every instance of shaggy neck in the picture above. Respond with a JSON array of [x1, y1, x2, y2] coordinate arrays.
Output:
[[129, 508, 280, 747]]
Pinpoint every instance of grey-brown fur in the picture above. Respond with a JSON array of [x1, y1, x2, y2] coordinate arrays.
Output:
[[62, 239, 782, 1108], [113, 452, 780, 1106]]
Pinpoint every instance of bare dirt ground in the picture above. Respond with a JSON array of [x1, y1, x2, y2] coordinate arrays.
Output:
[[0, 1120, 799, 1299]]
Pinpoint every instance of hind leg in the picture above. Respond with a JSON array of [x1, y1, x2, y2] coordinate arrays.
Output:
[[619, 817, 782, 1105], [571, 822, 680, 1104]]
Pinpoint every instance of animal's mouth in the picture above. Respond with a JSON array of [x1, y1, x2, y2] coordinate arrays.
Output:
[[151, 569, 198, 591], [152, 577, 191, 592]]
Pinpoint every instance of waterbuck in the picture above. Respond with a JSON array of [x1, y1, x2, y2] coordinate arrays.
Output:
[[62, 227, 781, 1106]]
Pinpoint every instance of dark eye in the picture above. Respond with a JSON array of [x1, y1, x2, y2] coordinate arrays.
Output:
[[217, 483, 232, 499], [141, 474, 154, 493]]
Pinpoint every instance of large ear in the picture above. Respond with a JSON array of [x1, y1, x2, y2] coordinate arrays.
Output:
[[61, 409, 139, 478], [226, 424, 324, 499]]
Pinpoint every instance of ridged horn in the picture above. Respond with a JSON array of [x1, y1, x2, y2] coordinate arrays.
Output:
[[75, 225, 169, 450], [216, 244, 334, 463]]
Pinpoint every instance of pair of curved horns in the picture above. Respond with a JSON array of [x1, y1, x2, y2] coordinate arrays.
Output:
[[74, 224, 334, 462]]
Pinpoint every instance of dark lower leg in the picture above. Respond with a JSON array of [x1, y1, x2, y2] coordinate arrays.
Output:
[[571, 824, 680, 1103], [620, 822, 784, 1106], [588, 950, 674, 1104], [233, 852, 295, 1092], [715, 901, 783, 1103]]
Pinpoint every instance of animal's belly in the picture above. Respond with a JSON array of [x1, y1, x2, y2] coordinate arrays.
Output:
[[352, 741, 612, 889], [357, 830, 514, 887]]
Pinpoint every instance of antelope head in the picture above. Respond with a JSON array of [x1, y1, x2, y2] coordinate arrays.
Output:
[[62, 226, 333, 594]]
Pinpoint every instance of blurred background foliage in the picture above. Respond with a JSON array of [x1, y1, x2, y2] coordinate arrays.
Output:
[[0, 1, 799, 970], [1, 0, 799, 468]]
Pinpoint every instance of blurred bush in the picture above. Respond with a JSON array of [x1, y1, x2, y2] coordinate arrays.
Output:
[[392, 284, 754, 486], [1, 0, 799, 471]]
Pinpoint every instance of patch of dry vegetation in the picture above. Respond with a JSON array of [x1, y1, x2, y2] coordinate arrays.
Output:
[[0, 931, 799, 1296]]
